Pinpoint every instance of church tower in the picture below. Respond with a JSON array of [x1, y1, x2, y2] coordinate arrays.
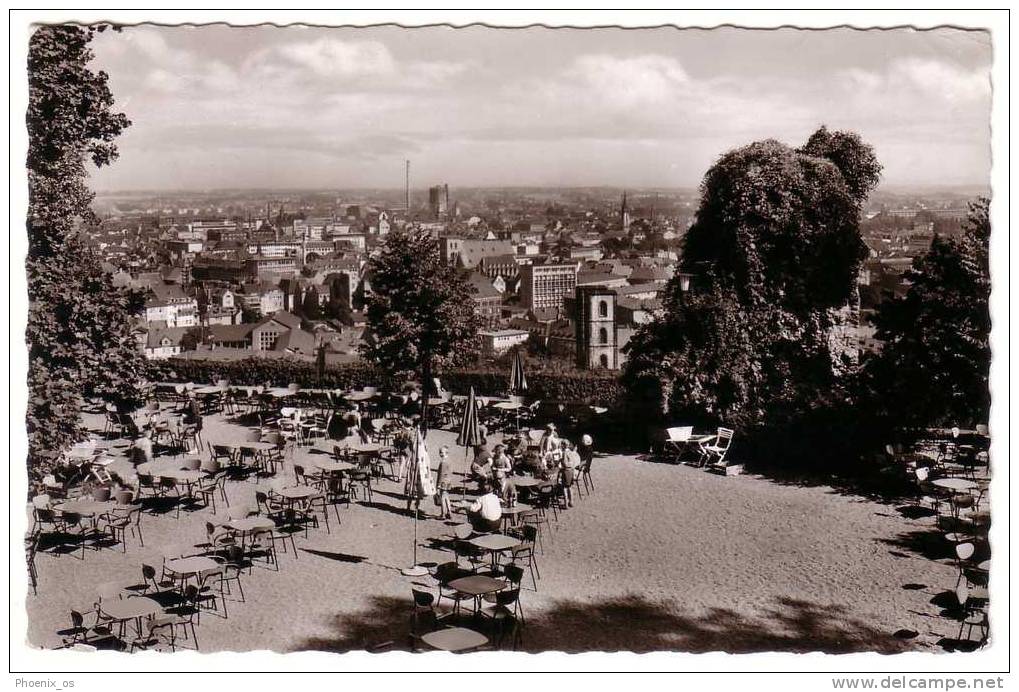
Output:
[[621, 191, 632, 232], [575, 286, 619, 370]]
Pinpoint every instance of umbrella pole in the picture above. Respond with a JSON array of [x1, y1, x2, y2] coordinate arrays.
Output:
[[401, 431, 428, 577]]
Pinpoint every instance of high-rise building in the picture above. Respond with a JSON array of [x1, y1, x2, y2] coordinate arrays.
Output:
[[519, 262, 578, 314], [429, 184, 450, 220]]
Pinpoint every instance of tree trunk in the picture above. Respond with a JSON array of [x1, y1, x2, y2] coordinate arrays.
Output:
[[420, 355, 432, 439]]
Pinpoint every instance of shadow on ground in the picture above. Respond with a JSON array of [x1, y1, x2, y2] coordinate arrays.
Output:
[[292, 593, 912, 654]]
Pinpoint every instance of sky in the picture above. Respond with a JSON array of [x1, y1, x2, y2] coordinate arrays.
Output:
[[85, 24, 993, 191]]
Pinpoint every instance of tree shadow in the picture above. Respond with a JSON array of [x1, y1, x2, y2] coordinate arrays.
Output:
[[291, 593, 915, 654]]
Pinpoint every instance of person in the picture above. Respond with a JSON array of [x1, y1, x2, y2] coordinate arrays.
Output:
[[470, 443, 493, 485], [539, 422, 560, 465], [466, 480, 502, 533], [130, 428, 154, 467], [491, 444, 514, 498], [506, 431, 528, 461], [405, 440, 436, 516], [560, 440, 581, 508], [434, 445, 454, 520], [396, 447, 412, 482]]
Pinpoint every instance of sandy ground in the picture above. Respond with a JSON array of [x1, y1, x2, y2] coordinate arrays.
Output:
[[24, 409, 964, 654]]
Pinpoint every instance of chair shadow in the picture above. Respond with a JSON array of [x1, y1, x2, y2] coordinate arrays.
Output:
[[290, 593, 915, 654]]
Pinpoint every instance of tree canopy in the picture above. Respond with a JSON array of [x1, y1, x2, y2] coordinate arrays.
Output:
[[360, 229, 483, 378], [623, 127, 881, 467], [865, 199, 991, 427], [26, 25, 144, 465]]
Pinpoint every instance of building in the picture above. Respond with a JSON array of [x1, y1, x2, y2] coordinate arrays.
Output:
[[478, 329, 530, 355], [478, 254, 520, 280], [207, 311, 320, 356], [245, 255, 299, 279], [519, 262, 579, 313], [144, 326, 190, 359], [577, 271, 630, 290], [441, 237, 515, 268], [143, 285, 198, 328], [574, 287, 620, 370], [467, 272, 503, 327], [429, 184, 450, 220]]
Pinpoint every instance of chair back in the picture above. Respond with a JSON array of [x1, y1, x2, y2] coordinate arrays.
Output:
[[976, 424, 989, 436], [716, 427, 735, 449], [142, 564, 156, 581], [114, 489, 135, 505], [32, 494, 51, 509], [411, 588, 435, 607], [496, 588, 520, 607], [666, 426, 693, 442], [915, 467, 929, 482], [138, 473, 156, 488], [183, 456, 202, 471], [504, 564, 525, 586]]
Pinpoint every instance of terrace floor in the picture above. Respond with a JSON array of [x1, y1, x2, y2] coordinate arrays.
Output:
[[24, 408, 968, 654]]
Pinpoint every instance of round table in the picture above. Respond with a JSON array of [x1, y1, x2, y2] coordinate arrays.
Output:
[[277, 486, 320, 501], [165, 556, 221, 580], [448, 575, 508, 615], [510, 476, 546, 488], [100, 596, 165, 638], [345, 392, 374, 402], [350, 443, 384, 454], [468, 533, 521, 571], [932, 478, 978, 492], [54, 500, 114, 517], [499, 503, 531, 528], [228, 516, 276, 533], [160, 469, 205, 483], [313, 459, 357, 474], [420, 627, 488, 652], [493, 402, 523, 411]]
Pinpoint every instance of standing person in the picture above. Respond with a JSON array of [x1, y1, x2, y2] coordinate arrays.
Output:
[[560, 440, 581, 508], [539, 422, 559, 469], [130, 428, 154, 467], [491, 444, 514, 498], [434, 445, 454, 520], [578, 433, 594, 483], [405, 436, 436, 516], [470, 443, 493, 486]]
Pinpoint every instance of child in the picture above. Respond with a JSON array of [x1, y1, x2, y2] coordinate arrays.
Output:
[[434, 445, 453, 520]]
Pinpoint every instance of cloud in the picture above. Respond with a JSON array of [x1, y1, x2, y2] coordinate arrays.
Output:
[[244, 37, 469, 91]]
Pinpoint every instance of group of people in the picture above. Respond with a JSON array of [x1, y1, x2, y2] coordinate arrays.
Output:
[[468, 423, 593, 508]]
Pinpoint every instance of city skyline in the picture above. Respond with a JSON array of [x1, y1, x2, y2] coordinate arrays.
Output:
[[88, 25, 992, 191]]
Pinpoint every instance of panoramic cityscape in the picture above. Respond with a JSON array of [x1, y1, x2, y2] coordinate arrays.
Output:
[[20, 19, 997, 669]]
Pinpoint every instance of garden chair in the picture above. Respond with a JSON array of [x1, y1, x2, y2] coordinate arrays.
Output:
[[698, 427, 735, 469], [97, 505, 144, 553]]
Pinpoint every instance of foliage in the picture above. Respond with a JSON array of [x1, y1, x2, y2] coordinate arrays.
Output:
[[864, 199, 991, 427], [360, 228, 483, 377], [26, 24, 145, 465], [146, 357, 623, 407], [623, 127, 881, 470]]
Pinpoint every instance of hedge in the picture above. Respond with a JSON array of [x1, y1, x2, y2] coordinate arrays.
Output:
[[146, 356, 624, 407]]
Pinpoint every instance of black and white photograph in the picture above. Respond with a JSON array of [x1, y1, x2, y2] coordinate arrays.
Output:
[[10, 8, 1010, 682]]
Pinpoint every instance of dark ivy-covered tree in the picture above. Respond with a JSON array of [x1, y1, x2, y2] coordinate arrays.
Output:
[[360, 229, 483, 426], [622, 127, 881, 465], [27, 24, 146, 467], [866, 198, 991, 427]]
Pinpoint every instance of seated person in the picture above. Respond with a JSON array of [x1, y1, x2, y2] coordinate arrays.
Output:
[[466, 481, 503, 533]]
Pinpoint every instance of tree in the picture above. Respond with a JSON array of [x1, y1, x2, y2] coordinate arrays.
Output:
[[27, 25, 145, 466], [865, 199, 991, 427], [301, 287, 322, 320], [623, 127, 881, 468], [360, 229, 483, 422]]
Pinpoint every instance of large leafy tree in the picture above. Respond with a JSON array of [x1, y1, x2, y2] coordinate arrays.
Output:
[[865, 199, 991, 427], [27, 24, 145, 466], [360, 229, 483, 411], [623, 127, 880, 464]]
